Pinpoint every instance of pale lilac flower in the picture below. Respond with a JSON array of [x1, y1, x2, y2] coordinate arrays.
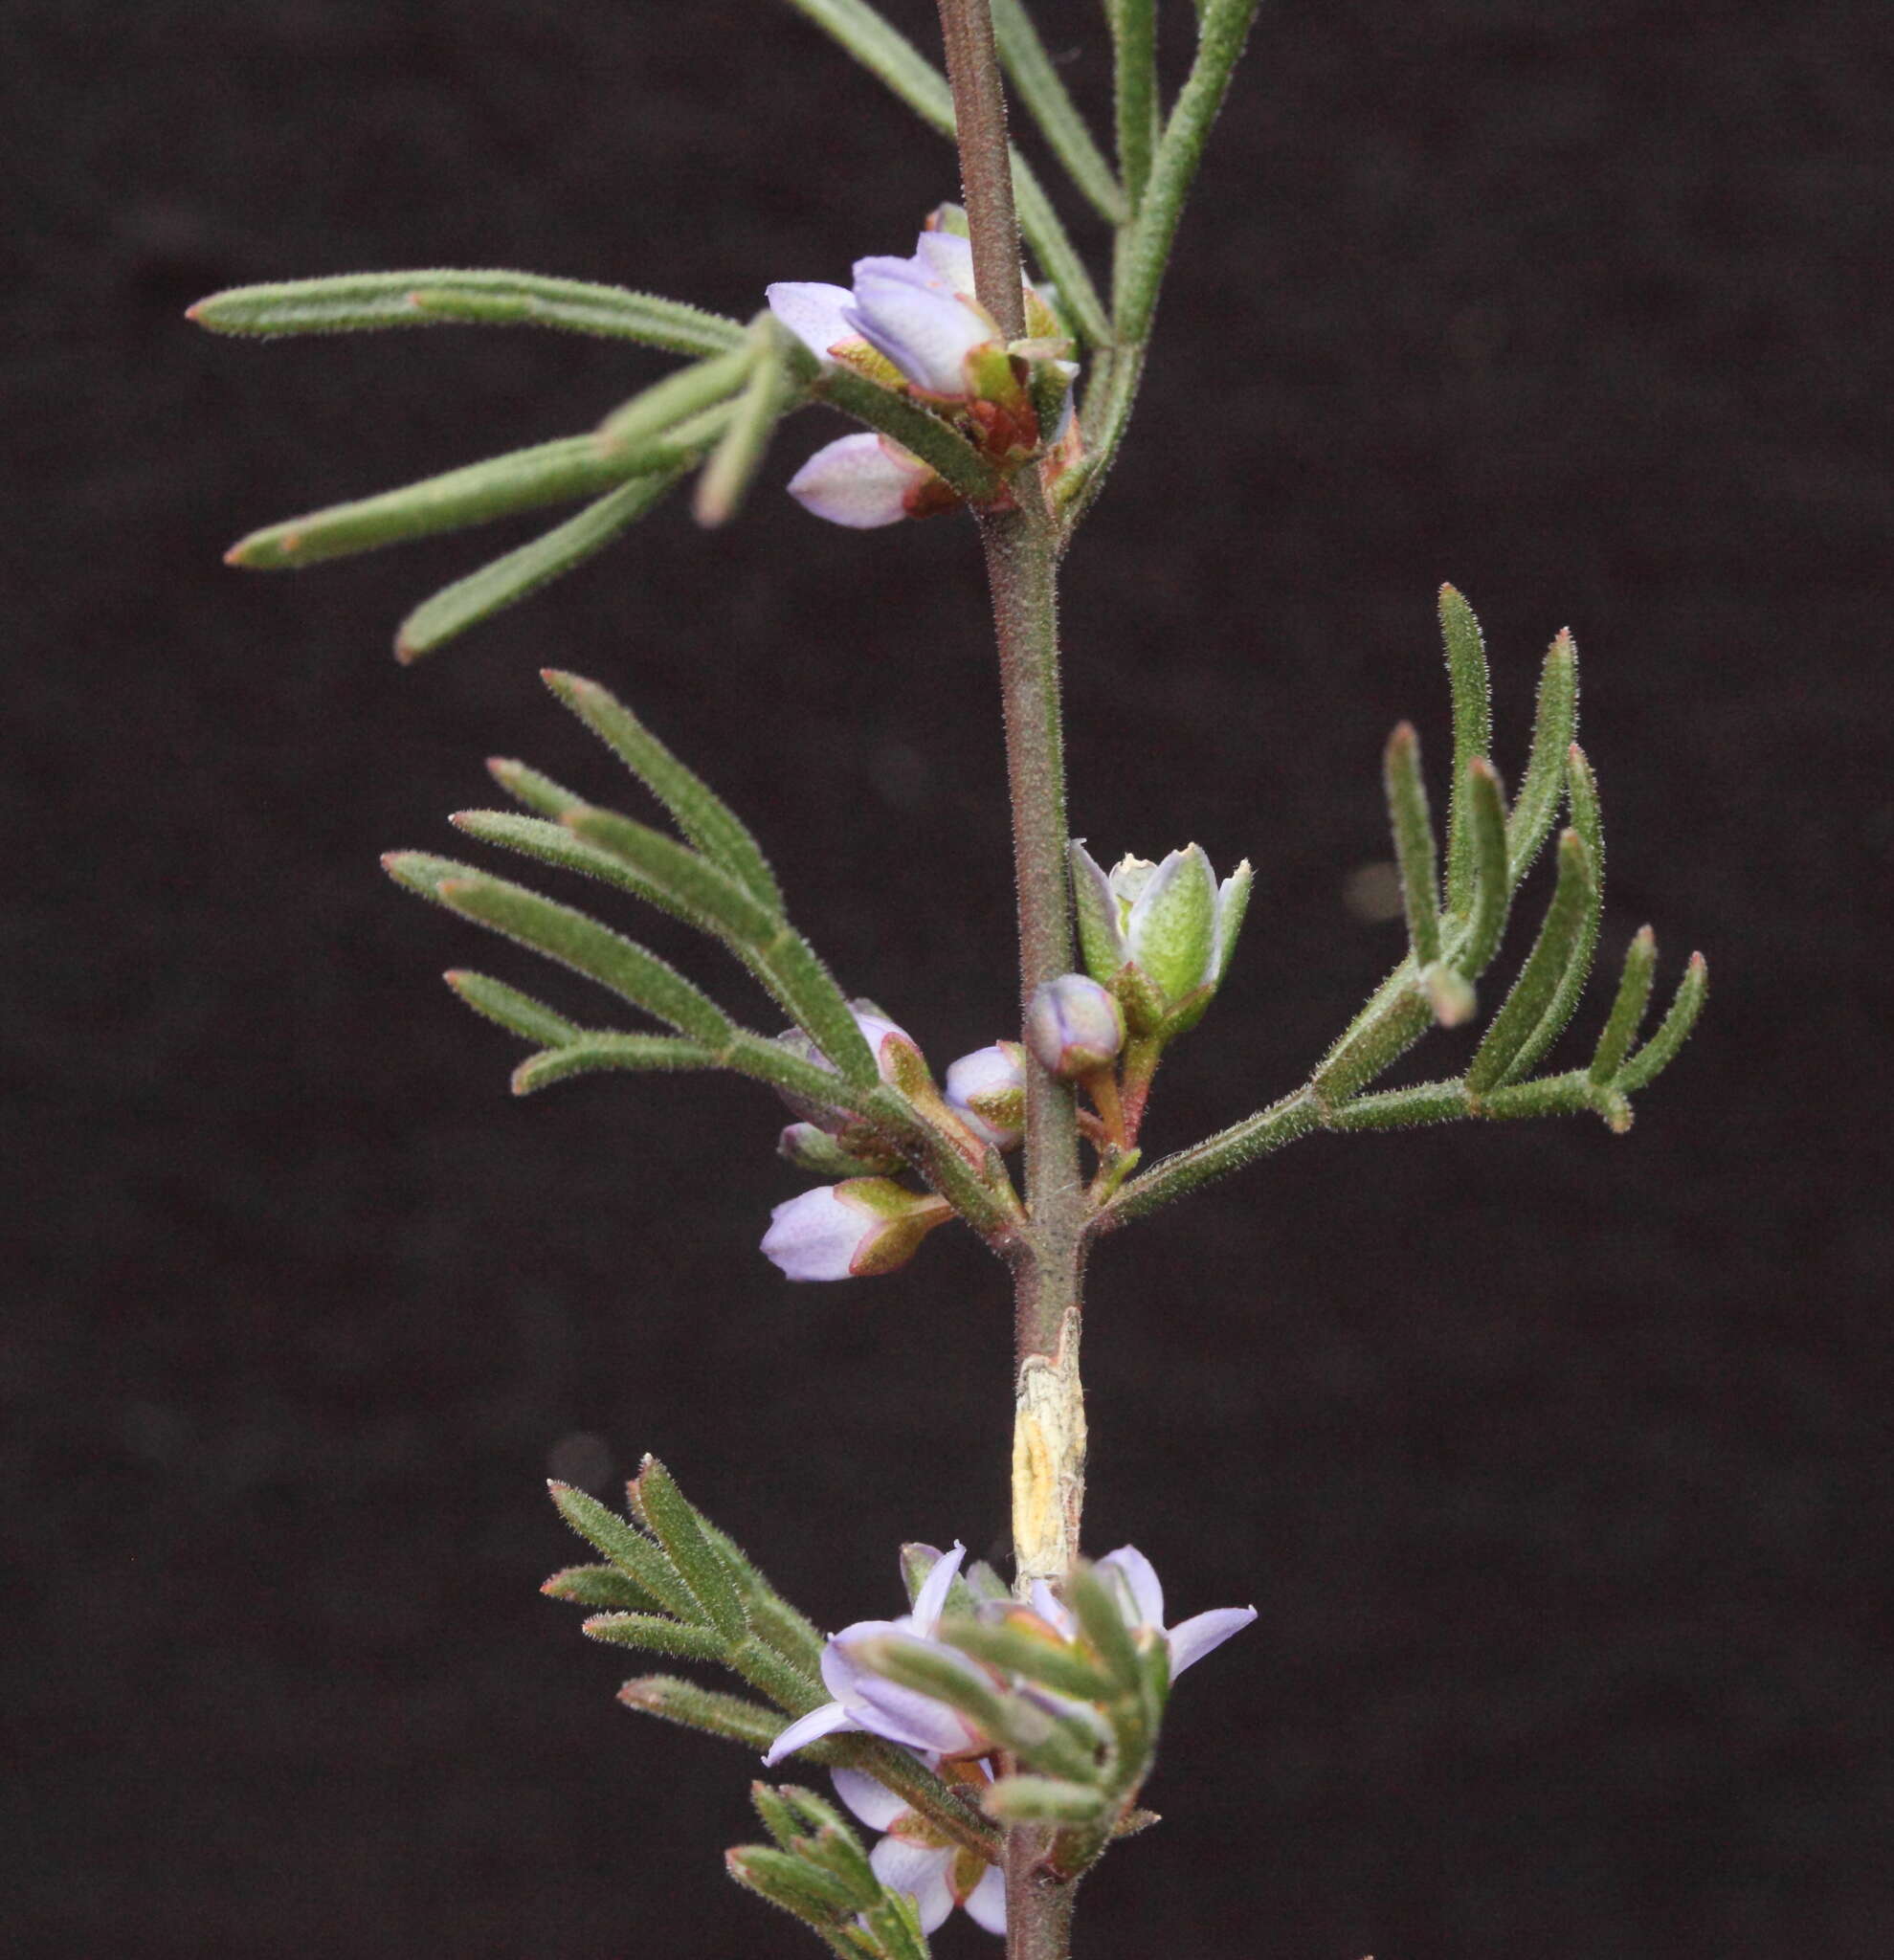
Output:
[[943, 1041, 1026, 1150], [831, 1760, 1006, 1936], [1024, 973, 1125, 1080], [760, 1180, 949, 1282], [776, 1002, 925, 1130], [765, 1543, 994, 1762], [1030, 1545, 1257, 1679], [1069, 841, 1254, 1018], [786, 432, 938, 530]]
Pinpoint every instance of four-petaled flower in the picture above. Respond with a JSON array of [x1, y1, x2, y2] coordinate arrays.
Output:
[[832, 1759, 1008, 1937], [1029, 1544, 1258, 1680]]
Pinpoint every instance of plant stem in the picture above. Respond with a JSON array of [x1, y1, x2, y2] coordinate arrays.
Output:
[[941, 4, 1086, 1949]]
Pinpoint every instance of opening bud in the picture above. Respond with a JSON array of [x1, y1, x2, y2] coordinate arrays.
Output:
[[943, 1041, 1027, 1150], [761, 1180, 952, 1282]]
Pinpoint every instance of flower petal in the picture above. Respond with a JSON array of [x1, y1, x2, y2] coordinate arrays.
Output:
[[760, 1186, 872, 1281], [847, 1663, 985, 1756], [909, 1541, 968, 1634], [762, 1698, 858, 1765], [765, 281, 857, 361], [1097, 1546, 1166, 1630], [1029, 1579, 1076, 1637], [821, 1616, 902, 1704], [1167, 1604, 1258, 1677], [786, 433, 928, 530], [830, 1765, 911, 1833], [912, 228, 977, 299], [871, 1837, 956, 1934], [964, 1860, 1009, 1934], [847, 272, 995, 396]]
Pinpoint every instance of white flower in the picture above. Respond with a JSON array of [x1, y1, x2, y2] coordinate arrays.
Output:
[[1030, 1545, 1257, 1679], [765, 1543, 993, 1761], [831, 1760, 1006, 1936], [760, 1180, 950, 1282], [785, 432, 938, 529], [943, 1041, 1026, 1150]]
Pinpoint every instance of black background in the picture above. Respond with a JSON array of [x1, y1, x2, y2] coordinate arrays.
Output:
[[11, 1, 1889, 1954]]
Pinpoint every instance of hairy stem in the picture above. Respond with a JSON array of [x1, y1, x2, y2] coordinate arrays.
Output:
[[942, 4, 1086, 1950]]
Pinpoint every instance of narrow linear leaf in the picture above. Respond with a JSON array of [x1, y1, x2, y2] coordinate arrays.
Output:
[[542, 1564, 673, 1615], [1102, 1086, 1321, 1227], [1065, 1563, 1143, 1691], [542, 670, 784, 914], [225, 435, 638, 570], [487, 757, 585, 822], [940, 1618, 1116, 1703], [1324, 1080, 1474, 1130], [992, 0, 1126, 225], [1312, 980, 1434, 1106], [697, 1520, 826, 1675], [635, 1458, 749, 1643], [982, 1774, 1109, 1825], [443, 969, 581, 1048], [1466, 828, 1596, 1097], [188, 270, 746, 355], [599, 345, 757, 458], [1384, 722, 1443, 969], [1590, 924, 1658, 1083], [1615, 951, 1708, 1094], [750, 1782, 805, 1852], [1499, 745, 1604, 1084], [695, 326, 797, 526], [619, 1675, 786, 1750], [725, 1845, 861, 1928], [1476, 1070, 1608, 1124], [1507, 630, 1579, 880], [453, 809, 701, 927], [732, 1634, 833, 1716], [386, 856, 734, 1044], [1438, 584, 1495, 915], [394, 468, 682, 663], [546, 1481, 702, 1622], [511, 1036, 720, 1096], [582, 1612, 730, 1662], [724, 1032, 875, 1124], [1109, 0, 1160, 212], [1455, 759, 1512, 980]]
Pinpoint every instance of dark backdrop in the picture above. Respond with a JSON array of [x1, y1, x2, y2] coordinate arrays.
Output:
[[10, 1, 1888, 1954]]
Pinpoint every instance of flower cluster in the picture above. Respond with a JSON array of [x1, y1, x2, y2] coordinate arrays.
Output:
[[763, 1541, 1256, 1936], [768, 213, 1079, 528]]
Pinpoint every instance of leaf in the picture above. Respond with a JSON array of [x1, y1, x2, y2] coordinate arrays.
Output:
[[541, 671, 784, 915], [618, 1676, 787, 1751], [385, 855, 735, 1044], [1454, 758, 1512, 981], [695, 324, 798, 525], [991, 0, 1126, 226], [1615, 950, 1708, 1094], [511, 1036, 720, 1095], [582, 1612, 730, 1662], [598, 344, 758, 458], [940, 1617, 1116, 1703], [546, 1481, 702, 1622], [1108, 0, 1160, 210], [452, 809, 701, 926], [1383, 722, 1442, 969], [1466, 828, 1597, 1097], [443, 969, 582, 1048], [1437, 585, 1495, 916], [541, 1564, 673, 1615], [814, 366, 999, 502], [187, 269, 746, 356], [1589, 924, 1657, 1084], [982, 1773, 1109, 1824], [635, 1458, 749, 1643], [1507, 629, 1579, 881], [394, 468, 683, 663]]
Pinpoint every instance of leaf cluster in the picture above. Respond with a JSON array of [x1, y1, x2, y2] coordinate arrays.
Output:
[[1102, 589, 1708, 1228], [383, 669, 1019, 1241]]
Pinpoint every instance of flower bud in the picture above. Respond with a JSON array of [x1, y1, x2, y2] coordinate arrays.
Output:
[[777, 1123, 902, 1179], [1024, 975, 1125, 1080], [943, 1041, 1026, 1150], [1069, 841, 1253, 1036], [761, 1180, 950, 1282], [775, 1002, 928, 1130]]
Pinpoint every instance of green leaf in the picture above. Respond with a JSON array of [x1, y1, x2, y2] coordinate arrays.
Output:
[[695, 323, 798, 526], [750, 1781, 805, 1852], [634, 1458, 749, 1643], [1063, 1562, 1143, 1691], [724, 1845, 862, 1935], [510, 1036, 721, 1095], [443, 969, 582, 1048], [1454, 759, 1512, 981], [598, 344, 758, 458], [541, 671, 785, 915], [582, 1612, 730, 1662], [546, 1481, 702, 1622], [1383, 722, 1442, 969], [1438, 585, 1495, 916], [1589, 925, 1658, 1083], [541, 1563, 674, 1615], [1311, 977, 1434, 1105], [1507, 629, 1579, 881], [386, 855, 736, 1044], [991, 0, 1126, 225], [1466, 828, 1597, 1098], [188, 269, 747, 356], [1615, 950, 1708, 1094], [1108, 0, 1160, 212], [452, 808, 703, 925], [1103, 1085, 1320, 1226], [618, 1675, 787, 1751], [941, 1616, 1115, 1701], [394, 467, 683, 663], [1499, 745, 1603, 1084], [982, 1773, 1109, 1825], [225, 434, 642, 569], [813, 366, 999, 503]]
